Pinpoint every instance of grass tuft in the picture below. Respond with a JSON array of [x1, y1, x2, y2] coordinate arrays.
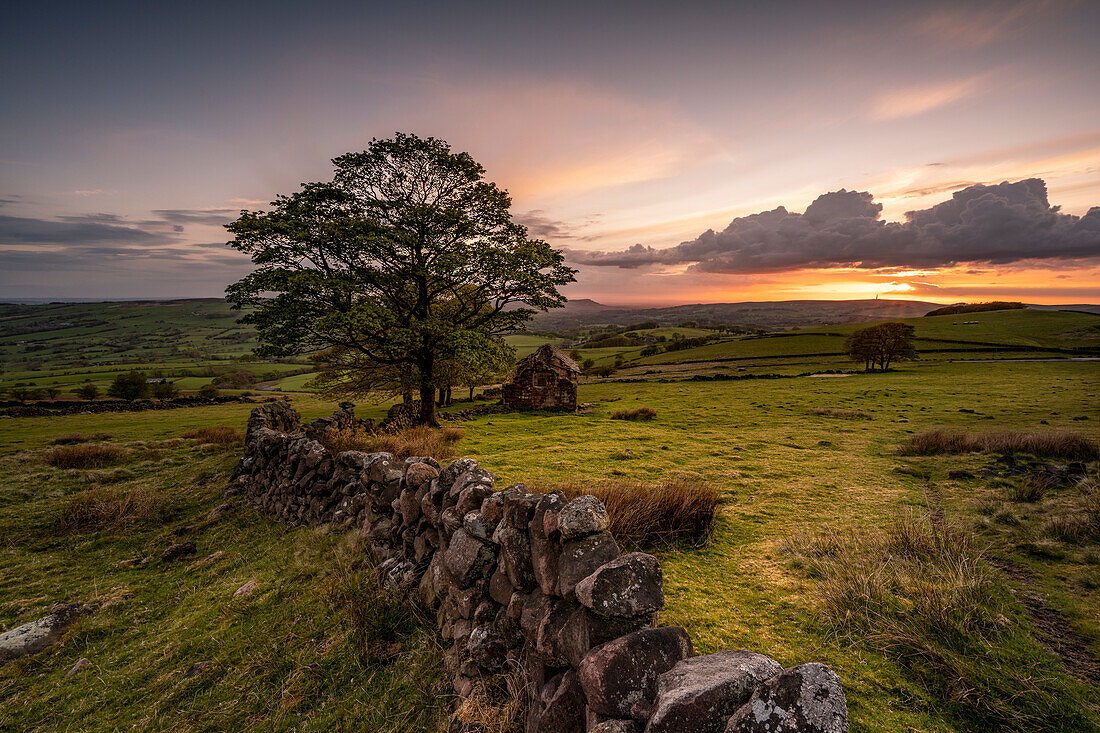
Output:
[[900, 428, 1098, 460], [810, 407, 872, 420], [59, 486, 160, 532], [545, 476, 721, 549], [45, 442, 125, 468], [782, 512, 1097, 730], [51, 432, 112, 445], [610, 406, 657, 421], [181, 426, 243, 444], [318, 425, 463, 460]]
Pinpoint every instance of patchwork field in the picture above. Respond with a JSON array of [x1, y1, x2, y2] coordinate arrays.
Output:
[[1, 357, 1097, 731]]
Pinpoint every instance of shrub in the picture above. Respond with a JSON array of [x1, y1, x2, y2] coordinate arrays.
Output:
[[74, 383, 100, 400], [900, 428, 1099, 461], [782, 513, 1097, 730], [182, 426, 243, 444], [318, 425, 463, 460], [198, 383, 219, 398], [610, 406, 657, 421], [547, 477, 721, 549], [60, 487, 158, 531], [45, 443, 125, 469], [810, 407, 872, 420]]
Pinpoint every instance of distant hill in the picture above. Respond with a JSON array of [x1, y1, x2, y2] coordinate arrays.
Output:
[[531, 298, 941, 331]]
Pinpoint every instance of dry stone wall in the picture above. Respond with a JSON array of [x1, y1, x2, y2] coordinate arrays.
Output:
[[234, 401, 849, 733]]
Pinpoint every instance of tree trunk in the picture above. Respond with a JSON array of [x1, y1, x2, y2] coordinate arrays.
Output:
[[418, 355, 439, 427], [469, 386, 475, 401]]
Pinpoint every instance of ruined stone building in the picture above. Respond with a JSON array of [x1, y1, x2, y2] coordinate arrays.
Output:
[[502, 344, 580, 410]]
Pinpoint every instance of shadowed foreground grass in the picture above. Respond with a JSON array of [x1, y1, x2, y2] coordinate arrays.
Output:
[[0, 435, 447, 732]]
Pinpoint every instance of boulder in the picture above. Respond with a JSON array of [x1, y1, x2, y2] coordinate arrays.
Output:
[[161, 542, 197, 562], [467, 624, 507, 672], [576, 552, 663, 617], [405, 460, 439, 489], [558, 532, 619, 599], [725, 663, 848, 733], [559, 495, 610, 538], [0, 604, 81, 667], [493, 522, 536, 590], [578, 626, 693, 719], [591, 721, 640, 733], [646, 650, 782, 733]]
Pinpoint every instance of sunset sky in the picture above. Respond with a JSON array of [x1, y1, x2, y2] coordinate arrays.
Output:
[[2, 0, 1098, 304]]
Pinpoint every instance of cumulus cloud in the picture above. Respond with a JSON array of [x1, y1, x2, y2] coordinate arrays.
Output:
[[567, 179, 1100, 274]]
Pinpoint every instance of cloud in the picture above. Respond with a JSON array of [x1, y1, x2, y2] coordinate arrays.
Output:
[[912, 1, 1066, 47], [567, 178, 1100, 274], [0, 214, 176, 245], [516, 210, 602, 241], [870, 76, 983, 121], [151, 208, 240, 225]]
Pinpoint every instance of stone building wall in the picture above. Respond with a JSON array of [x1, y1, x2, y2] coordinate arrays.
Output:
[[234, 401, 848, 733]]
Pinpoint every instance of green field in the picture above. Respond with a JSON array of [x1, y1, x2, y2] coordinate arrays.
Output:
[[1, 355, 1098, 731]]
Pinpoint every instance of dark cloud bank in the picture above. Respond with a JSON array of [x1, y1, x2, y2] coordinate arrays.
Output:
[[567, 179, 1100, 273]]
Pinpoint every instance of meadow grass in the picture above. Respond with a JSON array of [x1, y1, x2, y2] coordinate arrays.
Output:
[[0, 359, 1097, 731]]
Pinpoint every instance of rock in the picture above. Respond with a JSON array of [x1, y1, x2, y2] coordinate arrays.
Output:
[[161, 542, 197, 562], [725, 663, 848, 733], [531, 534, 562, 596], [576, 552, 663, 617], [591, 721, 640, 733], [467, 624, 507, 672], [405, 461, 439, 490], [493, 522, 536, 590], [559, 532, 619, 599], [463, 511, 494, 540], [0, 604, 81, 667], [183, 660, 212, 679], [190, 551, 225, 568], [65, 657, 91, 678], [557, 605, 654, 668], [947, 470, 974, 480], [233, 579, 259, 599], [538, 669, 586, 733], [646, 650, 783, 733], [559, 495, 610, 538], [444, 529, 497, 588], [578, 626, 693, 719]]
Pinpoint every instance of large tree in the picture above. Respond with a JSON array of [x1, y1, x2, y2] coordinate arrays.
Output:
[[845, 321, 917, 371], [226, 134, 575, 426]]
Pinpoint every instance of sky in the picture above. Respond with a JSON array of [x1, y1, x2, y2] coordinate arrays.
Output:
[[1, 0, 1098, 305]]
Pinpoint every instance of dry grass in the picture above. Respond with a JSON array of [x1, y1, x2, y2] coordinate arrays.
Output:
[[453, 681, 524, 733], [609, 406, 657, 421], [45, 443, 125, 469], [1006, 473, 1057, 503], [810, 407, 872, 420], [1041, 479, 1100, 544], [547, 476, 721, 549], [318, 425, 463, 460], [181, 426, 243, 444], [901, 428, 1099, 461], [59, 486, 159, 532], [782, 512, 1096, 730], [51, 432, 113, 445]]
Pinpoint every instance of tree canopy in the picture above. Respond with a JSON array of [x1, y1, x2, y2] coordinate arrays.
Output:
[[226, 133, 576, 425], [844, 322, 917, 371]]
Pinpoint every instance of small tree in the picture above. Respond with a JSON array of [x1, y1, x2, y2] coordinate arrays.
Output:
[[74, 383, 99, 400], [107, 371, 150, 401], [45, 386, 61, 400], [226, 133, 575, 426]]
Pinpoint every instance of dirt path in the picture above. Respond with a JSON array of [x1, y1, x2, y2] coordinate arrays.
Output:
[[988, 558, 1100, 686]]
